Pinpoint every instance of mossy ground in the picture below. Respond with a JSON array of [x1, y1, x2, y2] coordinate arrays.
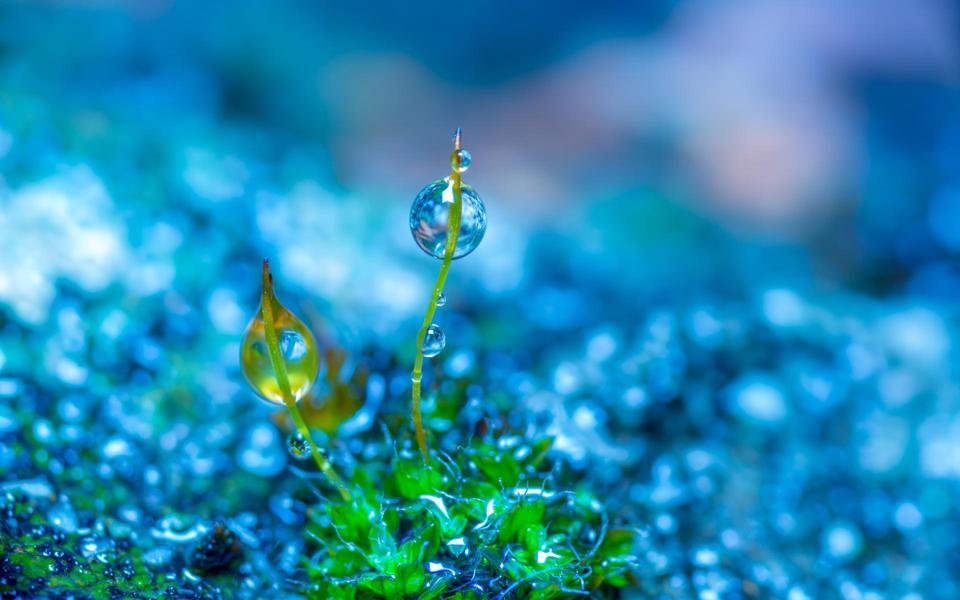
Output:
[[1, 493, 161, 599], [303, 435, 636, 599], [0, 379, 640, 599]]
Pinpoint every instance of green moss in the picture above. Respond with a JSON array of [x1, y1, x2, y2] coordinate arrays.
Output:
[[303, 435, 638, 599], [0, 495, 165, 598]]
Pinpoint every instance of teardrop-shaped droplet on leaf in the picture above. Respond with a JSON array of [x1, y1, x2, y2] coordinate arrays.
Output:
[[240, 262, 320, 405]]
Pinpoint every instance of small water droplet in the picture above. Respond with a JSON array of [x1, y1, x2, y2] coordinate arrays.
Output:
[[447, 537, 468, 557], [436, 293, 447, 308], [537, 549, 562, 564], [48, 501, 78, 533], [422, 324, 446, 358], [33, 419, 55, 444], [144, 467, 161, 486], [0, 406, 18, 433], [143, 546, 174, 567], [450, 149, 471, 172], [237, 424, 286, 476], [1, 478, 54, 499], [409, 179, 487, 260], [822, 521, 863, 561], [286, 432, 311, 460], [78, 535, 112, 559], [473, 499, 496, 531], [690, 546, 719, 567], [101, 437, 133, 459], [420, 495, 450, 519], [427, 561, 457, 575], [151, 514, 209, 543]]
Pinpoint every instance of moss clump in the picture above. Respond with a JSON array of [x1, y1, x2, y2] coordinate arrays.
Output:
[[303, 434, 638, 599]]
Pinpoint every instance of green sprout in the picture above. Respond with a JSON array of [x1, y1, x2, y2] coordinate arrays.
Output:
[[410, 128, 471, 462], [232, 134, 636, 598], [240, 260, 350, 500]]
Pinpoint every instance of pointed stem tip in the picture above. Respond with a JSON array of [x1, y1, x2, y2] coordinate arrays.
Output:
[[453, 128, 462, 151], [262, 258, 273, 291]]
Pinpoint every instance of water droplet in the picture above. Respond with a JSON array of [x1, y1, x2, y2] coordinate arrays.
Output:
[[422, 324, 446, 357], [726, 374, 788, 425], [1, 478, 54, 499], [513, 487, 556, 499], [473, 499, 496, 531], [78, 535, 112, 559], [655, 513, 677, 534], [690, 546, 719, 567], [237, 424, 286, 477], [0, 406, 19, 433], [537, 549, 562, 564], [436, 292, 447, 308], [409, 178, 487, 260], [101, 437, 133, 459], [33, 419, 55, 444], [822, 521, 863, 561], [48, 501, 78, 533], [427, 562, 457, 575], [286, 432, 311, 460], [894, 501, 923, 531], [420, 495, 450, 519], [447, 537, 468, 557], [240, 283, 320, 405], [144, 467, 161, 486], [450, 149, 472, 172], [151, 514, 209, 543], [143, 546, 174, 567]]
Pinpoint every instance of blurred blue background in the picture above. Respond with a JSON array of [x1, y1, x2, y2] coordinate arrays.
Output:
[[2, 0, 959, 333], [2, 1, 960, 597]]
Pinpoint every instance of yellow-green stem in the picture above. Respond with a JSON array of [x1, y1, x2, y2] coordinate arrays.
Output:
[[262, 262, 351, 501], [411, 131, 464, 463]]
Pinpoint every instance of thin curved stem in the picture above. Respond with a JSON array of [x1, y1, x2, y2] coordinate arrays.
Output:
[[262, 261, 351, 501], [412, 130, 464, 463]]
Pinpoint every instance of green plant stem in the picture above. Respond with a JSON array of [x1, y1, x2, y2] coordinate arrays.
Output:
[[262, 262, 351, 501], [411, 132, 464, 463]]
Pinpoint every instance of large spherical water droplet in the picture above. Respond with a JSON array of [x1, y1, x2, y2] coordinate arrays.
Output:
[[240, 304, 320, 405], [450, 149, 471, 173], [422, 324, 446, 357], [286, 432, 311, 460], [436, 293, 447, 308], [410, 178, 486, 260]]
